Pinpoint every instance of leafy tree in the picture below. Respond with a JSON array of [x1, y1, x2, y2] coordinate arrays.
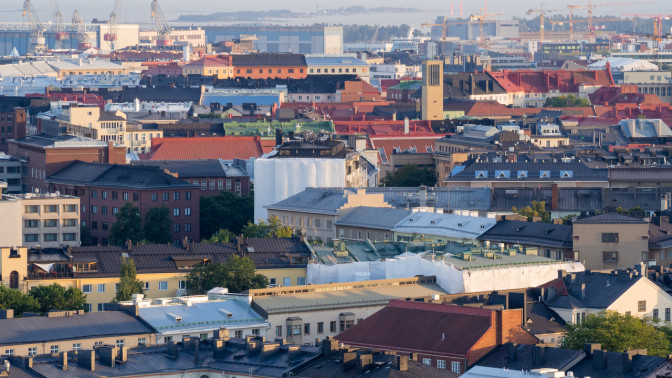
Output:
[[544, 94, 591, 107], [512, 200, 551, 223], [114, 258, 145, 302], [144, 205, 173, 244], [204, 229, 236, 243], [80, 225, 91, 246], [28, 284, 87, 313], [200, 191, 254, 239], [110, 203, 144, 246], [0, 286, 40, 316], [242, 216, 296, 238], [185, 255, 269, 294], [380, 165, 437, 187], [562, 311, 670, 357]]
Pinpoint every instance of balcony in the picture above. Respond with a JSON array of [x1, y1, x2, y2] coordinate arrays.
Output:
[[27, 270, 75, 280]]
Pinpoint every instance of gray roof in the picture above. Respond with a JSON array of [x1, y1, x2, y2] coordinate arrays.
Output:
[[477, 344, 584, 372], [138, 300, 267, 334], [449, 161, 608, 182], [266, 188, 361, 215], [131, 159, 231, 179], [392, 212, 496, 240], [545, 271, 645, 309], [478, 220, 573, 249], [572, 213, 647, 224], [603, 187, 672, 211], [441, 250, 560, 270], [609, 167, 672, 182], [0, 311, 153, 346], [335, 207, 411, 230], [11, 133, 111, 148]]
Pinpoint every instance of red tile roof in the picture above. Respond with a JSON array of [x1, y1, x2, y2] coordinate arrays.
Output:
[[589, 85, 662, 106], [146, 136, 264, 160], [370, 135, 443, 164], [183, 55, 233, 68], [491, 69, 614, 94], [259, 138, 277, 154], [538, 277, 569, 296], [336, 300, 493, 357], [335, 120, 435, 136], [445, 100, 542, 118]]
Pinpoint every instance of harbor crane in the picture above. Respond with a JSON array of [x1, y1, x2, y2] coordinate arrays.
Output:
[[151, 0, 173, 47], [23, 0, 46, 55]]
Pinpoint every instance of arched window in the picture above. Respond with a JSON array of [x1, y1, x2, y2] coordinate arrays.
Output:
[[9, 271, 19, 289]]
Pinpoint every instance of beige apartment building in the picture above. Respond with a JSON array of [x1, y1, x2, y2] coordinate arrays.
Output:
[[63, 105, 163, 153], [0, 193, 80, 249], [572, 213, 649, 270]]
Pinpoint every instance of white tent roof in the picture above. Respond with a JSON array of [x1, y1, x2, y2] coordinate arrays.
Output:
[[588, 57, 659, 72]]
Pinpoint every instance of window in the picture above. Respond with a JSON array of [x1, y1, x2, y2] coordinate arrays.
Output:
[[226, 179, 232, 190], [102, 191, 108, 199], [179, 280, 186, 290], [173, 208, 180, 216], [603, 252, 618, 263], [44, 219, 58, 228], [138, 337, 146, 346], [28, 347, 37, 356], [297, 277, 306, 286], [186, 191, 191, 200], [94, 341, 103, 347], [654, 309, 659, 320], [667, 308, 671, 322], [63, 233, 76, 241], [235, 330, 243, 338], [602, 233, 619, 243], [185, 208, 191, 216], [25, 205, 39, 213], [113, 207, 119, 215], [174, 224, 180, 232], [4, 349, 14, 357], [283, 277, 291, 286], [163, 192, 169, 201], [303, 323, 310, 335], [91, 206, 98, 214], [116, 339, 125, 348], [185, 223, 191, 232], [123, 192, 129, 201], [159, 281, 168, 290], [51, 345, 59, 354], [423, 358, 431, 365], [112, 191, 118, 200], [63, 219, 77, 227], [44, 205, 58, 213], [451, 361, 460, 373], [291, 325, 301, 336], [339, 319, 354, 332], [101, 206, 107, 215], [97, 284, 105, 293], [437, 360, 446, 369], [218, 179, 223, 190], [173, 192, 180, 200], [73, 343, 81, 351], [152, 193, 158, 202], [209, 180, 215, 190], [102, 222, 108, 231], [144, 282, 150, 291], [63, 204, 77, 213], [133, 193, 139, 201], [327, 220, 333, 230], [639, 300, 647, 312], [317, 322, 324, 334], [91, 190, 97, 199], [330, 321, 336, 332], [201, 180, 207, 190], [82, 284, 92, 293], [269, 278, 276, 286], [276, 326, 282, 337], [24, 219, 38, 228]]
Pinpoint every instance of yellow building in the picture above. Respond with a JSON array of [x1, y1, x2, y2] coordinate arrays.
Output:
[[47, 59, 131, 79], [182, 55, 234, 79], [5, 238, 310, 312]]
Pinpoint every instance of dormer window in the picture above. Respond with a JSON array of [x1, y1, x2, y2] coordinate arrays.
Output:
[[475, 170, 488, 179], [518, 170, 528, 178], [540, 170, 550, 178], [561, 170, 573, 178]]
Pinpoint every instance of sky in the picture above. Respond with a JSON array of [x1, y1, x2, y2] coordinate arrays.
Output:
[[3, 0, 666, 26]]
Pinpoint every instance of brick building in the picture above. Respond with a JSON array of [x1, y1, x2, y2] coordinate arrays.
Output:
[[0, 104, 27, 154], [46, 161, 200, 245], [8, 135, 126, 193], [336, 300, 538, 375], [232, 54, 307, 80]]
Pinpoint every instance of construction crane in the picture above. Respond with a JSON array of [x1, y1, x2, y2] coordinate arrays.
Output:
[[549, 17, 621, 40], [623, 14, 672, 40], [72, 10, 91, 50], [422, 17, 450, 41], [150, 0, 173, 47], [567, 1, 649, 41], [526, 3, 564, 42], [105, 0, 122, 50], [468, 8, 505, 45], [52, 0, 68, 49], [22, 0, 46, 55]]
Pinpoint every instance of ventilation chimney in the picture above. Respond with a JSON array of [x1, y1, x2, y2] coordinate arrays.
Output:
[[77, 350, 95, 371], [394, 355, 408, 371], [404, 117, 410, 135]]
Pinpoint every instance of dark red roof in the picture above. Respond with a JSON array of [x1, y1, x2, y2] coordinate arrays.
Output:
[[538, 277, 569, 296], [491, 69, 614, 94], [370, 135, 442, 164], [336, 300, 493, 357], [334, 120, 435, 136], [146, 136, 264, 160]]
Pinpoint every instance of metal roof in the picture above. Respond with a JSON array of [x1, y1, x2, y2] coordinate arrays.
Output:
[[335, 207, 411, 230], [392, 212, 496, 240]]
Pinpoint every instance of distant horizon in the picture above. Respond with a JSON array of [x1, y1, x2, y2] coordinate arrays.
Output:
[[1, 0, 664, 27]]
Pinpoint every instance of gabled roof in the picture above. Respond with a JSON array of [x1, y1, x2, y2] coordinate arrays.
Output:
[[572, 213, 647, 224], [183, 55, 232, 68], [369, 135, 442, 164], [0, 311, 153, 346], [146, 136, 264, 161], [545, 271, 645, 309], [266, 188, 363, 215], [335, 206, 412, 230], [478, 220, 573, 249], [131, 159, 233, 179], [47, 161, 197, 189], [336, 300, 494, 357], [392, 212, 496, 239]]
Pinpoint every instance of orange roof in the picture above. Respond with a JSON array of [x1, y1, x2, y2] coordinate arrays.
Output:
[[146, 136, 263, 161], [183, 55, 233, 68], [369, 135, 443, 164], [259, 138, 277, 154]]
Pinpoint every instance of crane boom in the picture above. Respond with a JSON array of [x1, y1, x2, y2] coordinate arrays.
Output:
[[72, 10, 91, 50], [23, 0, 46, 55], [105, 0, 122, 50], [151, 0, 173, 47]]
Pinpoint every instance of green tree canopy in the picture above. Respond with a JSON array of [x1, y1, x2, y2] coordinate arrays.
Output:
[[144, 205, 173, 244], [110, 203, 144, 246], [200, 191, 253, 239], [28, 284, 87, 313], [562, 311, 671, 357], [242, 216, 296, 239], [380, 165, 437, 187], [0, 286, 39, 316], [204, 229, 236, 244], [544, 94, 591, 107], [512, 200, 551, 223], [185, 255, 269, 294], [114, 257, 145, 302]]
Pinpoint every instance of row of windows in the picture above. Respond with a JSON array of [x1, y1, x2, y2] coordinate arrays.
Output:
[[88, 205, 191, 217], [309, 67, 359, 74], [24, 219, 78, 228], [82, 280, 185, 294], [281, 215, 332, 230], [5, 338, 146, 357], [190, 179, 240, 192], [236, 68, 304, 74], [0, 126, 13, 134], [91, 190, 193, 202], [422, 358, 460, 373], [268, 277, 305, 287], [25, 204, 78, 214], [24, 233, 77, 242], [275, 318, 356, 338]]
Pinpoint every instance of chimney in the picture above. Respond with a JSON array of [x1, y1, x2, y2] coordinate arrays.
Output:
[[394, 355, 409, 371], [193, 339, 200, 366], [507, 343, 517, 362], [119, 347, 128, 363], [404, 117, 410, 135], [167, 341, 179, 359], [97, 346, 117, 368], [59, 351, 68, 370], [584, 343, 601, 357], [275, 128, 283, 146], [532, 345, 546, 366], [593, 349, 608, 370], [0, 309, 14, 319], [212, 338, 226, 358], [214, 328, 230, 340], [182, 236, 189, 250], [551, 184, 559, 210], [581, 283, 586, 300], [342, 352, 357, 371], [322, 338, 339, 356], [359, 354, 373, 371], [623, 352, 633, 374], [77, 350, 95, 371], [638, 262, 647, 276], [107, 140, 114, 163]]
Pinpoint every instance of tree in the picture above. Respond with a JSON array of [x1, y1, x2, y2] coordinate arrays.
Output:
[[28, 284, 87, 313], [114, 257, 145, 302], [110, 203, 144, 246], [380, 165, 437, 187], [80, 225, 91, 246], [204, 229, 236, 243], [200, 191, 254, 239], [562, 311, 670, 357], [512, 200, 551, 223], [242, 216, 296, 238], [544, 94, 591, 107], [144, 205, 173, 244], [186, 255, 269, 295], [0, 286, 39, 316]]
